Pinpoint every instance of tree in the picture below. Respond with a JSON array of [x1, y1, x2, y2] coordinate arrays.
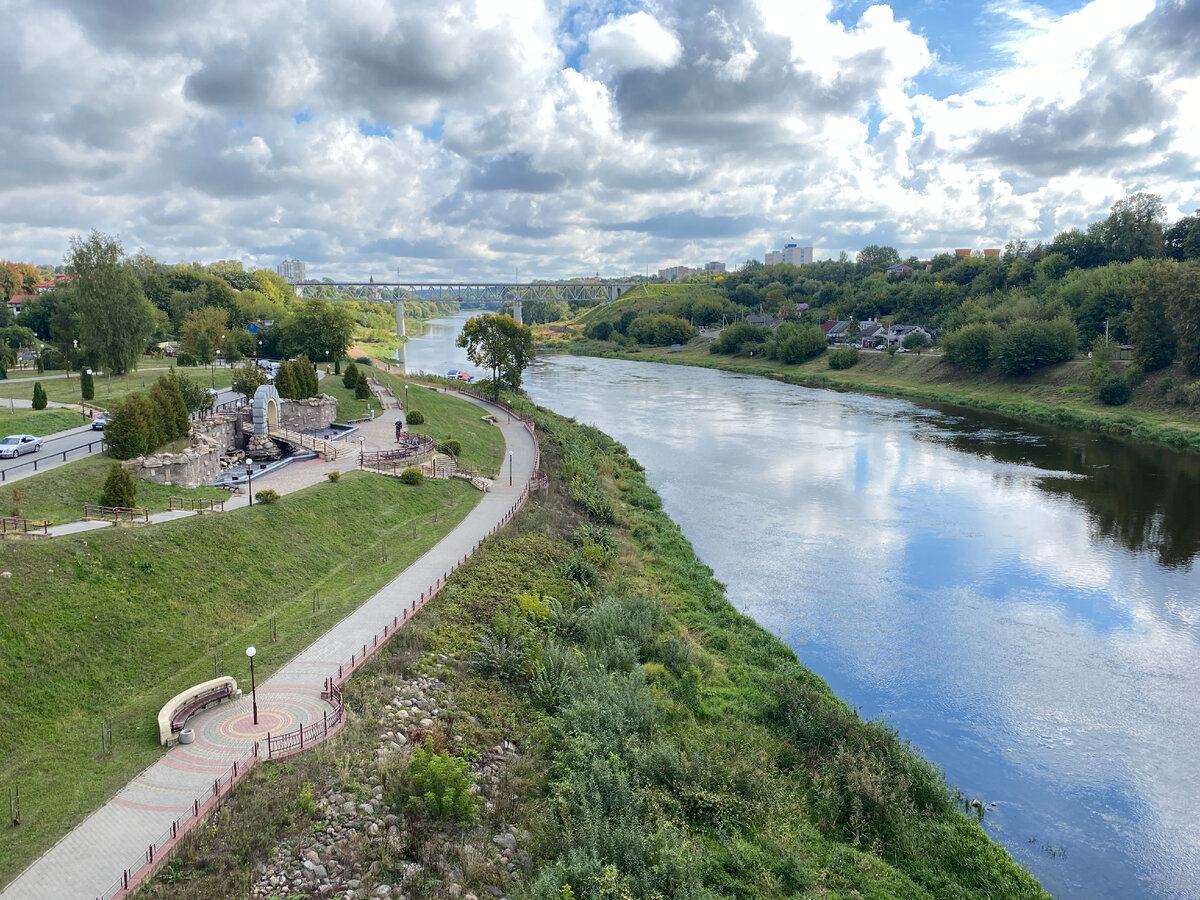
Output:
[[1169, 265, 1200, 375], [101, 462, 138, 508], [80, 370, 95, 401], [857, 245, 900, 273], [274, 361, 297, 399], [169, 369, 212, 413], [179, 306, 229, 360], [31, 382, 47, 409], [105, 393, 155, 459], [149, 375, 189, 440], [902, 331, 931, 354], [1101, 192, 1167, 262], [993, 318, 1078, 377], [941, 324, 1001, 371], [232, 361, 268, 398], [1128, 281, 1177, 371], [281, 298, 355, 360], [456, 314, 535, 399], [68, 231, 155, 375], [342, 361, 359, 390]]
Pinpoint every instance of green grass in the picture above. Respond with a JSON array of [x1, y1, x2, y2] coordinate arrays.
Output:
[[0, 470, 484, 885], [0, 362, 233, 407], [1, 453, 231, 524], [0, 408, 87, 436]]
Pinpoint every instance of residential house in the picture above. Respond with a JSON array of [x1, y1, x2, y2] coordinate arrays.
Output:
[[886, 263, 913, 277], [886, 324, 933, 347], [821, 320, 852, 342], [858, 320, 885, 345], [8, 294, 32, 316], [746, 314, 777, 328]]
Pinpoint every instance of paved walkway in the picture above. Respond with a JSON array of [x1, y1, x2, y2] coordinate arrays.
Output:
[[0, 393, 538, 900]]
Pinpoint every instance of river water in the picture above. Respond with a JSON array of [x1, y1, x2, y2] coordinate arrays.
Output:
[[406, 313, 1200, 900]]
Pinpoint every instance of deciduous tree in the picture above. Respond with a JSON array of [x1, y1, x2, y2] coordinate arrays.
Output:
[[68, 231, 155, 375], [456, 314, 534, 399]]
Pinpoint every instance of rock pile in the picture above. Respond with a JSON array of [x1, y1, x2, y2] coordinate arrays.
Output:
[[248, 661, 527, 900]]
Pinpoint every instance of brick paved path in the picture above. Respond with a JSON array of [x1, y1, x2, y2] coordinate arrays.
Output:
[[0, 393, 537, 900]]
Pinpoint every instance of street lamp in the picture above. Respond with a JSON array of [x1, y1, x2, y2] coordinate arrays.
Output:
[[246, 646, 259, 725], [246, 462, 254, 507], [359, 435, 364, 463], [403, 385, 408, 415], [508, 450, 513, 486]]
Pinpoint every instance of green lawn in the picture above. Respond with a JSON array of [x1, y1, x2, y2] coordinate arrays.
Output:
[[0, 363, 233, 407], [2, 453, 232, 524], [0, 408, 88, 437], [0, 471, 483, 885]]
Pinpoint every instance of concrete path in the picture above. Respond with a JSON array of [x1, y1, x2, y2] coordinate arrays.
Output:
[[0, 392, 537, 900]]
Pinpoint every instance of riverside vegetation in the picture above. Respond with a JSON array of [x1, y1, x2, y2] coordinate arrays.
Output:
[[0, 387, 504, 886], [132, 398, 1048, 900]]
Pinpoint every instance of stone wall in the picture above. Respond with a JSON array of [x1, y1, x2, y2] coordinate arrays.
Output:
[[125, 417, 241, 489], [280, 394, 338, 431]]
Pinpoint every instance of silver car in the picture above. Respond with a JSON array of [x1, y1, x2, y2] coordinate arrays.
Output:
[[0, 434, 44, 458]]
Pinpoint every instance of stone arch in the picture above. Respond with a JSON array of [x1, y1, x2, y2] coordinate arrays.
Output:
[[251, 384, 281, 435]]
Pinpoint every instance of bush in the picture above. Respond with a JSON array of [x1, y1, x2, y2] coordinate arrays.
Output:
[[993, 317, 1078, 377], [406, 409, 425, 425], [470, 630, 528, 682], [440, 438, 461, 456], [710, 322, 769, 354], [176, 352, 196, 367], [828, 347, 860, 370], [586, 321, 613, 341], [326, 471, 341, 483], [101, 463, 137, 508], [399, 467, 424, 485], [942, 323, 1002, 371], [405, 737, 479, 823], [355, 355, 372, 365], [1159, 376, 1175, 395], [80, 370, 94, 401], [1098, 374, 1132, 405], [255, 488, 280, 504], [353, 373, 372, 400], [342, 361, 359, 390], [105, 394, 154, 459], [31, 382, 47, 410]]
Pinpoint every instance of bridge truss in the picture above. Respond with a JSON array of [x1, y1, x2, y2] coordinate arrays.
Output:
[[295, 281, 634, 305]]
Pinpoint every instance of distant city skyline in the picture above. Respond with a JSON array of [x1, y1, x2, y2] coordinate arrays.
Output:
[[1, 1, 1196, 282]]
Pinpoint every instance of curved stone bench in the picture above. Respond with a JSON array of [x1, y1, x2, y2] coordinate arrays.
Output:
[[158, 676, 239, 746]]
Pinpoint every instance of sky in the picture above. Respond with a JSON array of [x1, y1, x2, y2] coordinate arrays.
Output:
[[1, 0, 1197, 281]]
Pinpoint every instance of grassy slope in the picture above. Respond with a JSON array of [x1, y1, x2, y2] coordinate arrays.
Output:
[[133, 401, 1048, 900], [0, 409, 87, 436], [0, 387, 505, 885], [3, 452, 232, 524]]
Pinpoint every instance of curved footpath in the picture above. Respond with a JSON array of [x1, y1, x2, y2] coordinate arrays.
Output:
[[0, 393, 537, 900]]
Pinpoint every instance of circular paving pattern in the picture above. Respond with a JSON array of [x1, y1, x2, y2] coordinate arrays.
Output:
[[215, 706, 297, 741]]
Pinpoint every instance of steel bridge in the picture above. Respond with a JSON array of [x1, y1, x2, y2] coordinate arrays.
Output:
[[295, 281, 634, 305]]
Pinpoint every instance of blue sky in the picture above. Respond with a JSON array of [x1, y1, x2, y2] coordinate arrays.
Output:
[[0, 0, 1196, 280]]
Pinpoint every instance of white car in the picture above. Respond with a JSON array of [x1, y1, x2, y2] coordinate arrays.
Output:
[[0, 434, 44, 458]]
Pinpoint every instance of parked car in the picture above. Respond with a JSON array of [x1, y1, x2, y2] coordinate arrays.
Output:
[[0, 434, 44, 458], [91, 414, 108, 431]]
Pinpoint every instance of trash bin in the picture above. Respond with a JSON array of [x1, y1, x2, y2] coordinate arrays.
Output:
[[178, 728, 195, 745]]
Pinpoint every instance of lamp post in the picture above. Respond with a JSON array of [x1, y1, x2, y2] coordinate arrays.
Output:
[[359, 435, 364, 465], [508, 450, 513, 486], [246, 646, 259, 725], [246, 463, 253, 507], [403, 385, 408, 415]]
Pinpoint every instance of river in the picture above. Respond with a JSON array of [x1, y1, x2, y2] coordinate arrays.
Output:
[[406, 312, 1200, 900]]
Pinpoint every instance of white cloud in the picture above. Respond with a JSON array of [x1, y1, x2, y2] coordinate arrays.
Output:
[[584, 11, 683, 78]]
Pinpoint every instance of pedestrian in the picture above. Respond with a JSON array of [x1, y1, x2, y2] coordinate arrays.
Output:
[[395, 418, 403, 443]]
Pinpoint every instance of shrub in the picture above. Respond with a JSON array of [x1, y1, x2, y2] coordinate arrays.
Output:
[[470, 630, 528, 682], [80, 370, 94, 401], [710, 322, 769, 354], [342, 361, 359, 390], [586, 321, 613, 341], [31, 382, 47, 410], [942, 323, 1002, 371], [406, 409, 425, 425], [176, 352, 196, 367], [440, 438, 461, 456], [1159, 377, 1175, 396], [298, 782, 317, 818], [354, 373, 372, 400], [399, 467, 424, 485], [326, 471, 341, 483], [355, 355, 372, 365], [105, 394, 155, 459], [406, 737, 479, 824], [828, 347, 860, 370], [1098, 374, 1132, 406], [101, 463, 137, 508], [255, 488, 280, 504], [993, 317, 1078, 377]]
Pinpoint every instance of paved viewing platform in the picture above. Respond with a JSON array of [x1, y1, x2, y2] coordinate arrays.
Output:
[[0, 392, 538, 900]]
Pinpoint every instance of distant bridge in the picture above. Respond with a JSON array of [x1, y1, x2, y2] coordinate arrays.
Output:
[[297, 280, 638, 373], [295, 281, 635, 305]]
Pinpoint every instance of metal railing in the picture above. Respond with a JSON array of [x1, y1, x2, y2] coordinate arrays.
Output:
[[82, 505, 150, 524], [0, 438, 107, 481], [167, 497, 226, 512]]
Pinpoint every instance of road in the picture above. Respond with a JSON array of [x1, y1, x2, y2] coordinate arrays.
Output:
[[0, 387, 241, 484]]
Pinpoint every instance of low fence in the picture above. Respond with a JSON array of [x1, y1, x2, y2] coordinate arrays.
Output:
[[193, 396, 248, 421], [1, 516, 50, 535], [167, 497, 226, 512], [82, 505, 149, 524], [359, 435, 437, 475]]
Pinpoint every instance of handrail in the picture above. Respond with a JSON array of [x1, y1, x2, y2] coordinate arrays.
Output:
[[1, 516, 50, 535], [82, 505, 149, 524]]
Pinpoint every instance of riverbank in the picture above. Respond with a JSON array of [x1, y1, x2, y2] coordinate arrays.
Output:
[[549, 334, 1200, 454], [132, 400, 1049, 900]]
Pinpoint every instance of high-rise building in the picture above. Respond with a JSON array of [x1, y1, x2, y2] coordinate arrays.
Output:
[[276, 258, 306, 284], [766, 243, 813, 266]]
